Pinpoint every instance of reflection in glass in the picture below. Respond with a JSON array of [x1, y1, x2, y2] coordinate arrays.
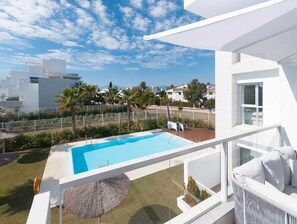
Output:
[[243, 85, 255, 105]]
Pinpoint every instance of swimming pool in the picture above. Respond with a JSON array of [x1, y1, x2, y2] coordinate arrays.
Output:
[[70, 132, 192, 174]]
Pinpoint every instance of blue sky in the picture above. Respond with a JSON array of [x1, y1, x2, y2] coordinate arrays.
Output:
[[0, 0, 214, 88]]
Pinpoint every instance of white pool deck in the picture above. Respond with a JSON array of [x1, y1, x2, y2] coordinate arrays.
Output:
[[39, 130, 214, 208]]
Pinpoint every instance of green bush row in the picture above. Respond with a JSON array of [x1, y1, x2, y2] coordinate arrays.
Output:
[[0, 118, 168, 152]]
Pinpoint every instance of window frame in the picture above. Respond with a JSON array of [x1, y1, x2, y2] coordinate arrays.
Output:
[[239, 83, 263, 126]]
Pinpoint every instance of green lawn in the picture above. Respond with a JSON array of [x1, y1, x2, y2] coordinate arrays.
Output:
[[0, 148, 184, 224], [52, 165, 184, 224], [0, 148, 50, 224]]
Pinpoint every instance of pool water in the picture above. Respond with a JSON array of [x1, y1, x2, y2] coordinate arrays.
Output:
[[71, 132, 192, 174]]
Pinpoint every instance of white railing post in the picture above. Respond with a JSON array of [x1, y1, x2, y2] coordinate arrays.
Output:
[[132, 112, 135, 121], [59, 187, 62, 224], [83, 116, 85, 127], [156, 108, 158, 119], [145, 110, 147, 119], [277, 126, 282, 147], [221, 141, 228, 202], [101, 114, 104, 126], [60, 118, 63, 130]]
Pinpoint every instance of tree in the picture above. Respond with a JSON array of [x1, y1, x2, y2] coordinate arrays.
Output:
[[204, 99, 215, 111], [104, 87, 121, 105], [159, 90, 171, 120], [55, 87, 81, 137], [184, 79, 207, 106], [81, 84, 98, 105], [109, 81, 113, 89], [139, 81, 148, 91], [134, 89, 154, 110], [121, 89, 137, 130], [167, 84, 175, 90]]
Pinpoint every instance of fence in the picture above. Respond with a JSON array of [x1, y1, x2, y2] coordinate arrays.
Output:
[[0, 109, 215, 134]]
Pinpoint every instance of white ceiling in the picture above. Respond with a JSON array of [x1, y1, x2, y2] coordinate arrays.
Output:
[[145, 0, 297, 65]]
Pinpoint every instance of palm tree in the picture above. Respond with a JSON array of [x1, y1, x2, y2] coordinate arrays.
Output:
[[121, 89, 137, 130], [55, 87, 81, 137], [104, 87, 121, 105], [159, 90, 171, 120], [81, 84, 98, 105]]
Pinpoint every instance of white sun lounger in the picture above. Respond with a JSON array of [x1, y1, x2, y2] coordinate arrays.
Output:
[[179, 123, 187, 131], [167, 121, 179, 131]]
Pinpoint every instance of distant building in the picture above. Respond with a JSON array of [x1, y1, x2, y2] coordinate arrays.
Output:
[[166, 84, 188, 102], [166, 84, 215, 102], [0, 59, 80, 113], [206, 85, 215, 99]]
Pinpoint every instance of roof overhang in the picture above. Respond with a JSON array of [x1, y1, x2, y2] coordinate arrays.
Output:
[[184, 0, 269, 18], [145, 0, 297, 65]]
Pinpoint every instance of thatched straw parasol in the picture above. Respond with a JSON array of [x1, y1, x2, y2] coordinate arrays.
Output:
[[63, 174, 130, 220]]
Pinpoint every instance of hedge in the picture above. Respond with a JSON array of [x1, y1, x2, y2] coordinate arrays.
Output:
[[0, 118, 167, 152], [0, 116, 213, 152]]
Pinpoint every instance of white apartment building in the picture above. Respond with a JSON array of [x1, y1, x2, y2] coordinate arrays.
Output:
[[0, 59, 80, 113], [166, 84, 215, 102], [165, 84, 188, 102]]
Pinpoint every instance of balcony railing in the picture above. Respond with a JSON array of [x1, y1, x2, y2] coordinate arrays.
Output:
[[26, 123, 281, 224]]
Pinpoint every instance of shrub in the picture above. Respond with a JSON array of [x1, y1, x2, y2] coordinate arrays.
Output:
[[187, 176, 200, 199], [199, 189, 211, 201]]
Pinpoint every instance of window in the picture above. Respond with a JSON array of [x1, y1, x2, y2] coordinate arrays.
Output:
[[178, 92, 181, 95], [240, 84, 263, 126]]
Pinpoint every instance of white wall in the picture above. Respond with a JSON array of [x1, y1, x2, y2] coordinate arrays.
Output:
[[19, 82, 39, 113], [28, 64, 43, 76], [184, 150, 220, 189], [215, 52, 282, 171], [43, 59, 66, 74], [279, 65, 297, 149]]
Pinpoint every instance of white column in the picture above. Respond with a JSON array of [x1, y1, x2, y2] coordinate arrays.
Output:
[[221, 141, 228, 202]]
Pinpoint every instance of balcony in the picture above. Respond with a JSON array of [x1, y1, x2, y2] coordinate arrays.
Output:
[[26, 123, 281, 224]]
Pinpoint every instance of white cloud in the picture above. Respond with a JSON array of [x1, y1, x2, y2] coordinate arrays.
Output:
[[0, 0, 207, 73], [92, 0, 113, 26], [125, 67, 139, 71], [132, 14, 151, 32], [149, 1, 177, 18], [130, 0, 143, 8], [75, 0, 90, 9], [62, 41, 84, 48]]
